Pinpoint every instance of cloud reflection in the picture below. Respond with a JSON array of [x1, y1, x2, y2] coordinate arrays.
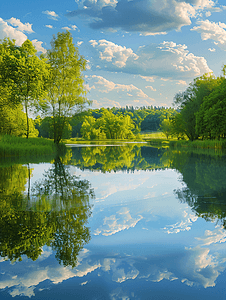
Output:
[[94, 207, 143, 236], [163, 211, 198, 234], [1, 233, 226, 298]]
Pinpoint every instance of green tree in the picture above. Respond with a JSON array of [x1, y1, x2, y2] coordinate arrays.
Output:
[[170, 113, 186, 140], [160, 118, 173, 139], [81, 109, 135, 140], [0, 38, 47, 138], [173, 74, 222, 140], [196, 78, 226, 139], [42, 31, 89, 144], [18, 40, 48, 138]]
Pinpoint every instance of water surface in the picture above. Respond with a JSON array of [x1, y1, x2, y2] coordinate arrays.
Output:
[[1, 144, 226, 299]]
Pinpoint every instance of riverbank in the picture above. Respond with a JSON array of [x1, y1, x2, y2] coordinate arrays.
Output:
[[63, 132, 226, 150], [0, 135, 66, 159]]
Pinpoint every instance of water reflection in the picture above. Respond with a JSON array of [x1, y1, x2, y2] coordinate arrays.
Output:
[[0, 154, 94, 268], [1, 144, 226, 299], [69, 144, 169, 172], [69, 144, 226, 229], [167, 150, 226, 228]]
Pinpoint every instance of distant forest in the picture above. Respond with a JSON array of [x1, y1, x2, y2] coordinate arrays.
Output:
[[35, 106, 177, 140]]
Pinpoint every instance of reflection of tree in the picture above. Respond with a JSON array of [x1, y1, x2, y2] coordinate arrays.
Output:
[[70, 144, 169, 172], [168, 149, 226, 228], [0, 155, 94, 267], [33, 155, 94, 267], [0, 194, 52, 261], [0, 164, 29, 195]]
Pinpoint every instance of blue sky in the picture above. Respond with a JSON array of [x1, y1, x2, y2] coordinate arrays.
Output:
[[1, 0, 226, 108]]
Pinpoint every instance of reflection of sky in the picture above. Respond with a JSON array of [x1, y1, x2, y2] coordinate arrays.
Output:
[[2, 163, 226, 298], [71, 167, 199, 244], [1, 235, 226, 299]]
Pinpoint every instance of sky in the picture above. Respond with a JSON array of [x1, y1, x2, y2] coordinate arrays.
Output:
[[1, 0, 226, 109]]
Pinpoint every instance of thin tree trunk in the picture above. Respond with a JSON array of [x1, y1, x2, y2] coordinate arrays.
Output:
[[25, 100, 29, 139]]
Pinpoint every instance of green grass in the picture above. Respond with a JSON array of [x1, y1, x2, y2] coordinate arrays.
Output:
[[140, 131, 168, 139], [63, 132, 169, 145], [0, 135, 65, 159], [62, 137, 144, 145]]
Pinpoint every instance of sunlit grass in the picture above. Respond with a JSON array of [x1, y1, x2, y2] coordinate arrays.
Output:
[[63, 137, 144, 145], [0, 135, 62, 158], [63, 132, 168, 144], [140, 131, 167, 139], [63, 132, 226, 150]]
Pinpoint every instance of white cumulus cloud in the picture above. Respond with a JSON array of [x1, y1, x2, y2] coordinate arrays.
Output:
[[145, 86, 157, 91], [62, 25, 79, 31], [42, 10, 59, 20], [88, 75, 152, 99], [88, 39, 212, 79], [191, 20, 226, 50], [7, 17, 33, 33], [67, 0, 219, 35], [32, 39, 47, 53], [89, 39, 138, 68], [0, 17, 28, 46]]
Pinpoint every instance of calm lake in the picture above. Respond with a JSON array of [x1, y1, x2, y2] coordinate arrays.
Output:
[[1, 143, 226, 299]]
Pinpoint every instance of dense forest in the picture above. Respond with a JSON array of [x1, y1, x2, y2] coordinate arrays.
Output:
[[35, 106, 177, 140], [1, 31, 226, 143]]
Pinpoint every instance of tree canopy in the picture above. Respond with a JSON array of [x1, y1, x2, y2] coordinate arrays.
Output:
[[172, 72, 225, 140], [40, 31, 88, 144], [0, 38, 47, 138]]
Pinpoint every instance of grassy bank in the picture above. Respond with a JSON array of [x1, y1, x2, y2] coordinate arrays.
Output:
[[0, 135, 65, 158], [63, 137, 144, 145], [140, 132, 226, 150], [63, 132, 226, 151]]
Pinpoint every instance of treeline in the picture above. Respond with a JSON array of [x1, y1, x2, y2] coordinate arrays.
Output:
[[35, 106, 177, 140], [170, 71, 226, 141], [0, 31, 88, 144]]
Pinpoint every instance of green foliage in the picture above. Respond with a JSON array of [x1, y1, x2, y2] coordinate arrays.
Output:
[[160, 118, 173, 139], [81, 109, 135, 140], [35, 116, 72, 139], [196, 78, 226, 139], [173, 73, 224, 141], [40, 31, 88, 144], [0, 38, 48, 138], [68, 106, 177, 139], [0, 135, 60, 158]]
